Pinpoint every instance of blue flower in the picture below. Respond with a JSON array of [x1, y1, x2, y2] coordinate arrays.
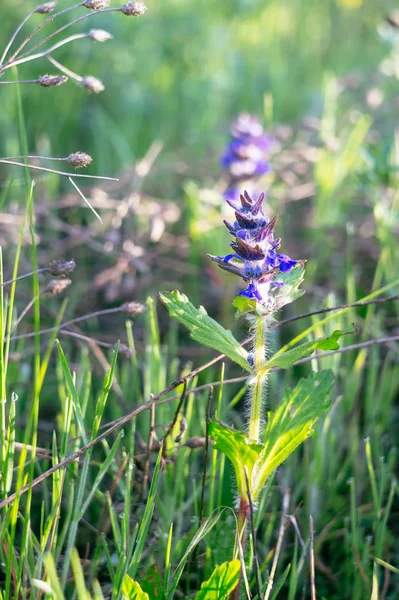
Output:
[[239, 282, 263, 301], [208, 191, 301, 306]]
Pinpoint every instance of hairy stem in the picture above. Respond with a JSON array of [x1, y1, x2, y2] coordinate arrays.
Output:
[[230, 497, 250, 600], [231, 316, 267, 598], [248, 314, 267, 443]]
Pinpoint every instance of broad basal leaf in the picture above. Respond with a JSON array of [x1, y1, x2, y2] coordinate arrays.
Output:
[[122, 574, 150, 600], [260, 330, 349, 374], [159, 290, 250, 371], [251, 370, 334, 499], [194, 560, 241, 600], [209, 420, 262, 498]]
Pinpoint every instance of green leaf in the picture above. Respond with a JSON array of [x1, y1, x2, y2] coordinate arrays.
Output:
[[128, 448, 163, 577], [232, 294, 256, 316], [270, 563, 292, 600], [209, 420, 262, 498], [122, 575, 150, 600], [194, 560, 241, 600], [141, 565, 165, 599], [261, 329, 349, 374], [167, 513, 223, 598], [56, 340, 89, 445], [252, 371, 334, 499], [372, 557, 399, 575], [159, 290, 250, 371], [271, 264, 306, 311]]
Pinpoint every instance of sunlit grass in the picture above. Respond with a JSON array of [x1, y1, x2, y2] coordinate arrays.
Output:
[[0, 0, 398, 598]]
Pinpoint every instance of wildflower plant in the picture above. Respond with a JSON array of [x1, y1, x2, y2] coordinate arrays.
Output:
[[160, 187, 349, 597], [1, 4, 398, 599]]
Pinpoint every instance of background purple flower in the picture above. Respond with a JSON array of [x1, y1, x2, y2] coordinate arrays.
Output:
[[221, 114, 273, 201]]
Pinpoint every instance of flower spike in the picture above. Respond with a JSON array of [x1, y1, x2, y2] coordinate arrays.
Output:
[[209, 190, 303, 312]]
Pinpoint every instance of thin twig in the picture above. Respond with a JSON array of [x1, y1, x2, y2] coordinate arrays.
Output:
[[276, 294, 399, 328], [68, 177, 103, 222], [286, 514, 305, 548], [9, 7, 121, 66], [264, 489, 290, 600], [199, 386, 213, 527], [9, 33, 87, 70], [0, 7, 37, 66], [0, 80, 42, 85], [2, 2, 85, 67], [3, 155, 75, 161], [1, 267, 48, 287], [46, 55, 82, 82], [162, 381, 187, 456], [57, 329, 116, 348], [0, 159, 117, 181], [244, 467, 262, 600], [309, 515, 316, 600], [10, 288, 45, 333], [10, 306, 122, 341]]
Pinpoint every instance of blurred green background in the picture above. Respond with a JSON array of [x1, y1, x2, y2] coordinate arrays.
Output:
[[0, 0, 396, 175]]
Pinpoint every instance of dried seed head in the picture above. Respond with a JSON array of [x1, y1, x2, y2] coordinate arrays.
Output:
[[87, 29, 113, 42], [184, 437, 211, 449], [121, 301, 146, 317], [48, 258, 76, 277], [81, 75, 105, 94], [38, 74, 68, 87], [67, 152, 92, 169], [45, 279, 72, 295], [83, 0, 110, 9], [35, 2, 57, 14], [120, 2, 147, 16], [83, 0, 110, 10]]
